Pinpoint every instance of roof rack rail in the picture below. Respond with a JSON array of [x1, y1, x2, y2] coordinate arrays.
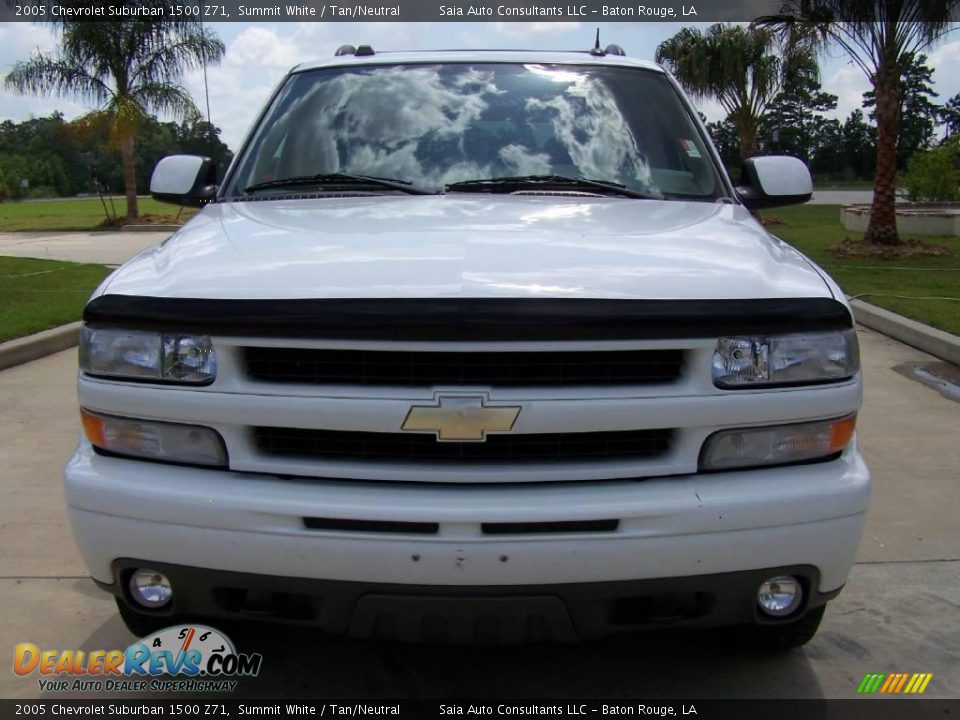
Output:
[[334, 44, 376, 57]]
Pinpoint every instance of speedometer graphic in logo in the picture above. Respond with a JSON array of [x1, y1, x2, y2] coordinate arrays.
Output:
[[126, 624, 261, 677], [143, 625, 235, 657]]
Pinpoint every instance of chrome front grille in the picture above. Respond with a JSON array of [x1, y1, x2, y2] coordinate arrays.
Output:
[[253, 427, 675, 464], [243, 347, 685, 387]]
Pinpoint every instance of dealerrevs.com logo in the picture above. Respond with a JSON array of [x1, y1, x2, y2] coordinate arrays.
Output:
[[13, 625, 263, 693]]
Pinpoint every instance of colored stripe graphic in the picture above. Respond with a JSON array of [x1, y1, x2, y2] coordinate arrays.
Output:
[[858, 673, 933, 694], [858, 674, 885, 693], [879, 674, 897, 693]]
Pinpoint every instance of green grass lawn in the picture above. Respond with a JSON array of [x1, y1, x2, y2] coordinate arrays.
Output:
[[0, 257, 112, 342], [0, 197, 191, 232], [762, 204, 960, 336]]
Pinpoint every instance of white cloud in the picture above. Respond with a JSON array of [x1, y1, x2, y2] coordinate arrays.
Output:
[[0, 24, 87, 121], [692, 97, 726, 124], [494, 22, 581, 39], [825, 63, 872, 123], [926, 38, 960, 104]]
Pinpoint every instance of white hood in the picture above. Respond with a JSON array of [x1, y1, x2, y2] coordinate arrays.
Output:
[[100, 195, 831, 301]]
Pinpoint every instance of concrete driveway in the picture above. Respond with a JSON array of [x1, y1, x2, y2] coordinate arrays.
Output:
[[0, 231, 169, 266], [0, 328, 957, 700]]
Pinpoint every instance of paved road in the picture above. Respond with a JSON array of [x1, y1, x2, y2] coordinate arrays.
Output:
[[0, 328, 957, 700], [809, 190, 873, 205]]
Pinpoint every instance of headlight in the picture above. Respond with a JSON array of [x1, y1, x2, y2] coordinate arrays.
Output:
[[80, 327, 216, 384], [700, 414, 856, 472], [81, 409, 227, 467], [712, 330, 858, 388]]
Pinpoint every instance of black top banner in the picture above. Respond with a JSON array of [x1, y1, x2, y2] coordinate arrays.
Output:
[[2, 700, 960, 720], [4, 0, 959, 23], [0, 0, 834, 23]]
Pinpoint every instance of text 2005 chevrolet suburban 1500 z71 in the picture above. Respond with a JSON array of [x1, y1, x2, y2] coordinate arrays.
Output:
[[66, 46, 869, 647]]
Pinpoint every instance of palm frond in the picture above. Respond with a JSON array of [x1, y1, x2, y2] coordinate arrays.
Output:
[[131, 83, 200, 122], [132, 33, 225, 86], [3, 55, 112, 104], [754, 0, 960, 81]]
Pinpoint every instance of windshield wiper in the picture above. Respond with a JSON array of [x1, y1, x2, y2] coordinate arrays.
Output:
[[446, 174, 663, 200], [244, 173, 437, 196]]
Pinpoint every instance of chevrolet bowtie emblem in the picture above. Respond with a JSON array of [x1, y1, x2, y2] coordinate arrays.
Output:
[[401, 395, 522, 442]]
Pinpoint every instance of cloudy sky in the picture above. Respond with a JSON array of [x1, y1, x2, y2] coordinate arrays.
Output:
[[2, 21, 960, 151]]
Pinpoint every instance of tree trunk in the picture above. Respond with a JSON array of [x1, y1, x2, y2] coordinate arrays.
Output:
[[866, 64, 901, 246], [120, 134, 139, 220], [737, 116, 758, 162]]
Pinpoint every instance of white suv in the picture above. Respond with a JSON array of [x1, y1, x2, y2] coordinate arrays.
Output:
[[66, 46, 869, 647]]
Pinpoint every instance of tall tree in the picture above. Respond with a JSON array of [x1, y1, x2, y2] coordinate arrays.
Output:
[[939, 92, 960, 140], [841, 109, 878, 180], [756, 2, 959, 245], [655, 23, 811, 161], [4, 6, 224, 218], [761, 54, 838, 163], [863, 53, 940, 168], [808, 117, 845, 178], [705, 117, 741, 170]]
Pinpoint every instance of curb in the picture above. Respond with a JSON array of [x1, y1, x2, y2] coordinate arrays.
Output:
[[851, 300, 960, 366], [0, 322, 80, 372], [120, 224, 180, 232]]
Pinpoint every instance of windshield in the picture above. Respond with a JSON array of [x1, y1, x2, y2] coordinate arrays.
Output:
[[226, 63, 723, 199]]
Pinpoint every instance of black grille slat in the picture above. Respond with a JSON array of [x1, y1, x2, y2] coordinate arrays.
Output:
[[244, 348, 684, 387], [254, 428, 673, 464]]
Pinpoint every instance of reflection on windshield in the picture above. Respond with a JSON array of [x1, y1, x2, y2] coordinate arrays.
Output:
[[231, 63, 719, 198]]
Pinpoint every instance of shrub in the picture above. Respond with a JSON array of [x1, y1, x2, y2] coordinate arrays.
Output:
[[901, 142, 960, 202]]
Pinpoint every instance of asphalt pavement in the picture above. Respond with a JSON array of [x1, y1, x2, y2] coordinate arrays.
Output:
[[0, 328, 957, 700]]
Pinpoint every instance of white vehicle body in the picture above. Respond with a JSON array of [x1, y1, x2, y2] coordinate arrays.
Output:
[[66, 49, 869, 643]]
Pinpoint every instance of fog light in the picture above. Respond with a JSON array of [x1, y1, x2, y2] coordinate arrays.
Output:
[[757, 575, 802, 617], [129, 569, 173, 609]]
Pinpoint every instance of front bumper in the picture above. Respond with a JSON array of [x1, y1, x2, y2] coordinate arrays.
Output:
[[101, 560, 839, 642], [65, 440, 869, 635]]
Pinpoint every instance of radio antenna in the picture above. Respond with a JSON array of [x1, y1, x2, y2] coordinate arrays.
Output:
[[591, 28, 604, 55], [200, 16, 214, 157]]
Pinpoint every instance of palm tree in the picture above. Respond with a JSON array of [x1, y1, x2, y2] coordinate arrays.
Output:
[[4, 8, 224, 219], [655, 24, 811, 163], [755, 1, 959, 246]]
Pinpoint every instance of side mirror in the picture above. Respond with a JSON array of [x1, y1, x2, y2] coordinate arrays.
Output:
[[735, 156, 812, 210], [150, 155, 217, 207]]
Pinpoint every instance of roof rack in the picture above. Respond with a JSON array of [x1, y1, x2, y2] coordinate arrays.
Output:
[[334, 44, 375, 57], [332, 46, 629, 59]]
